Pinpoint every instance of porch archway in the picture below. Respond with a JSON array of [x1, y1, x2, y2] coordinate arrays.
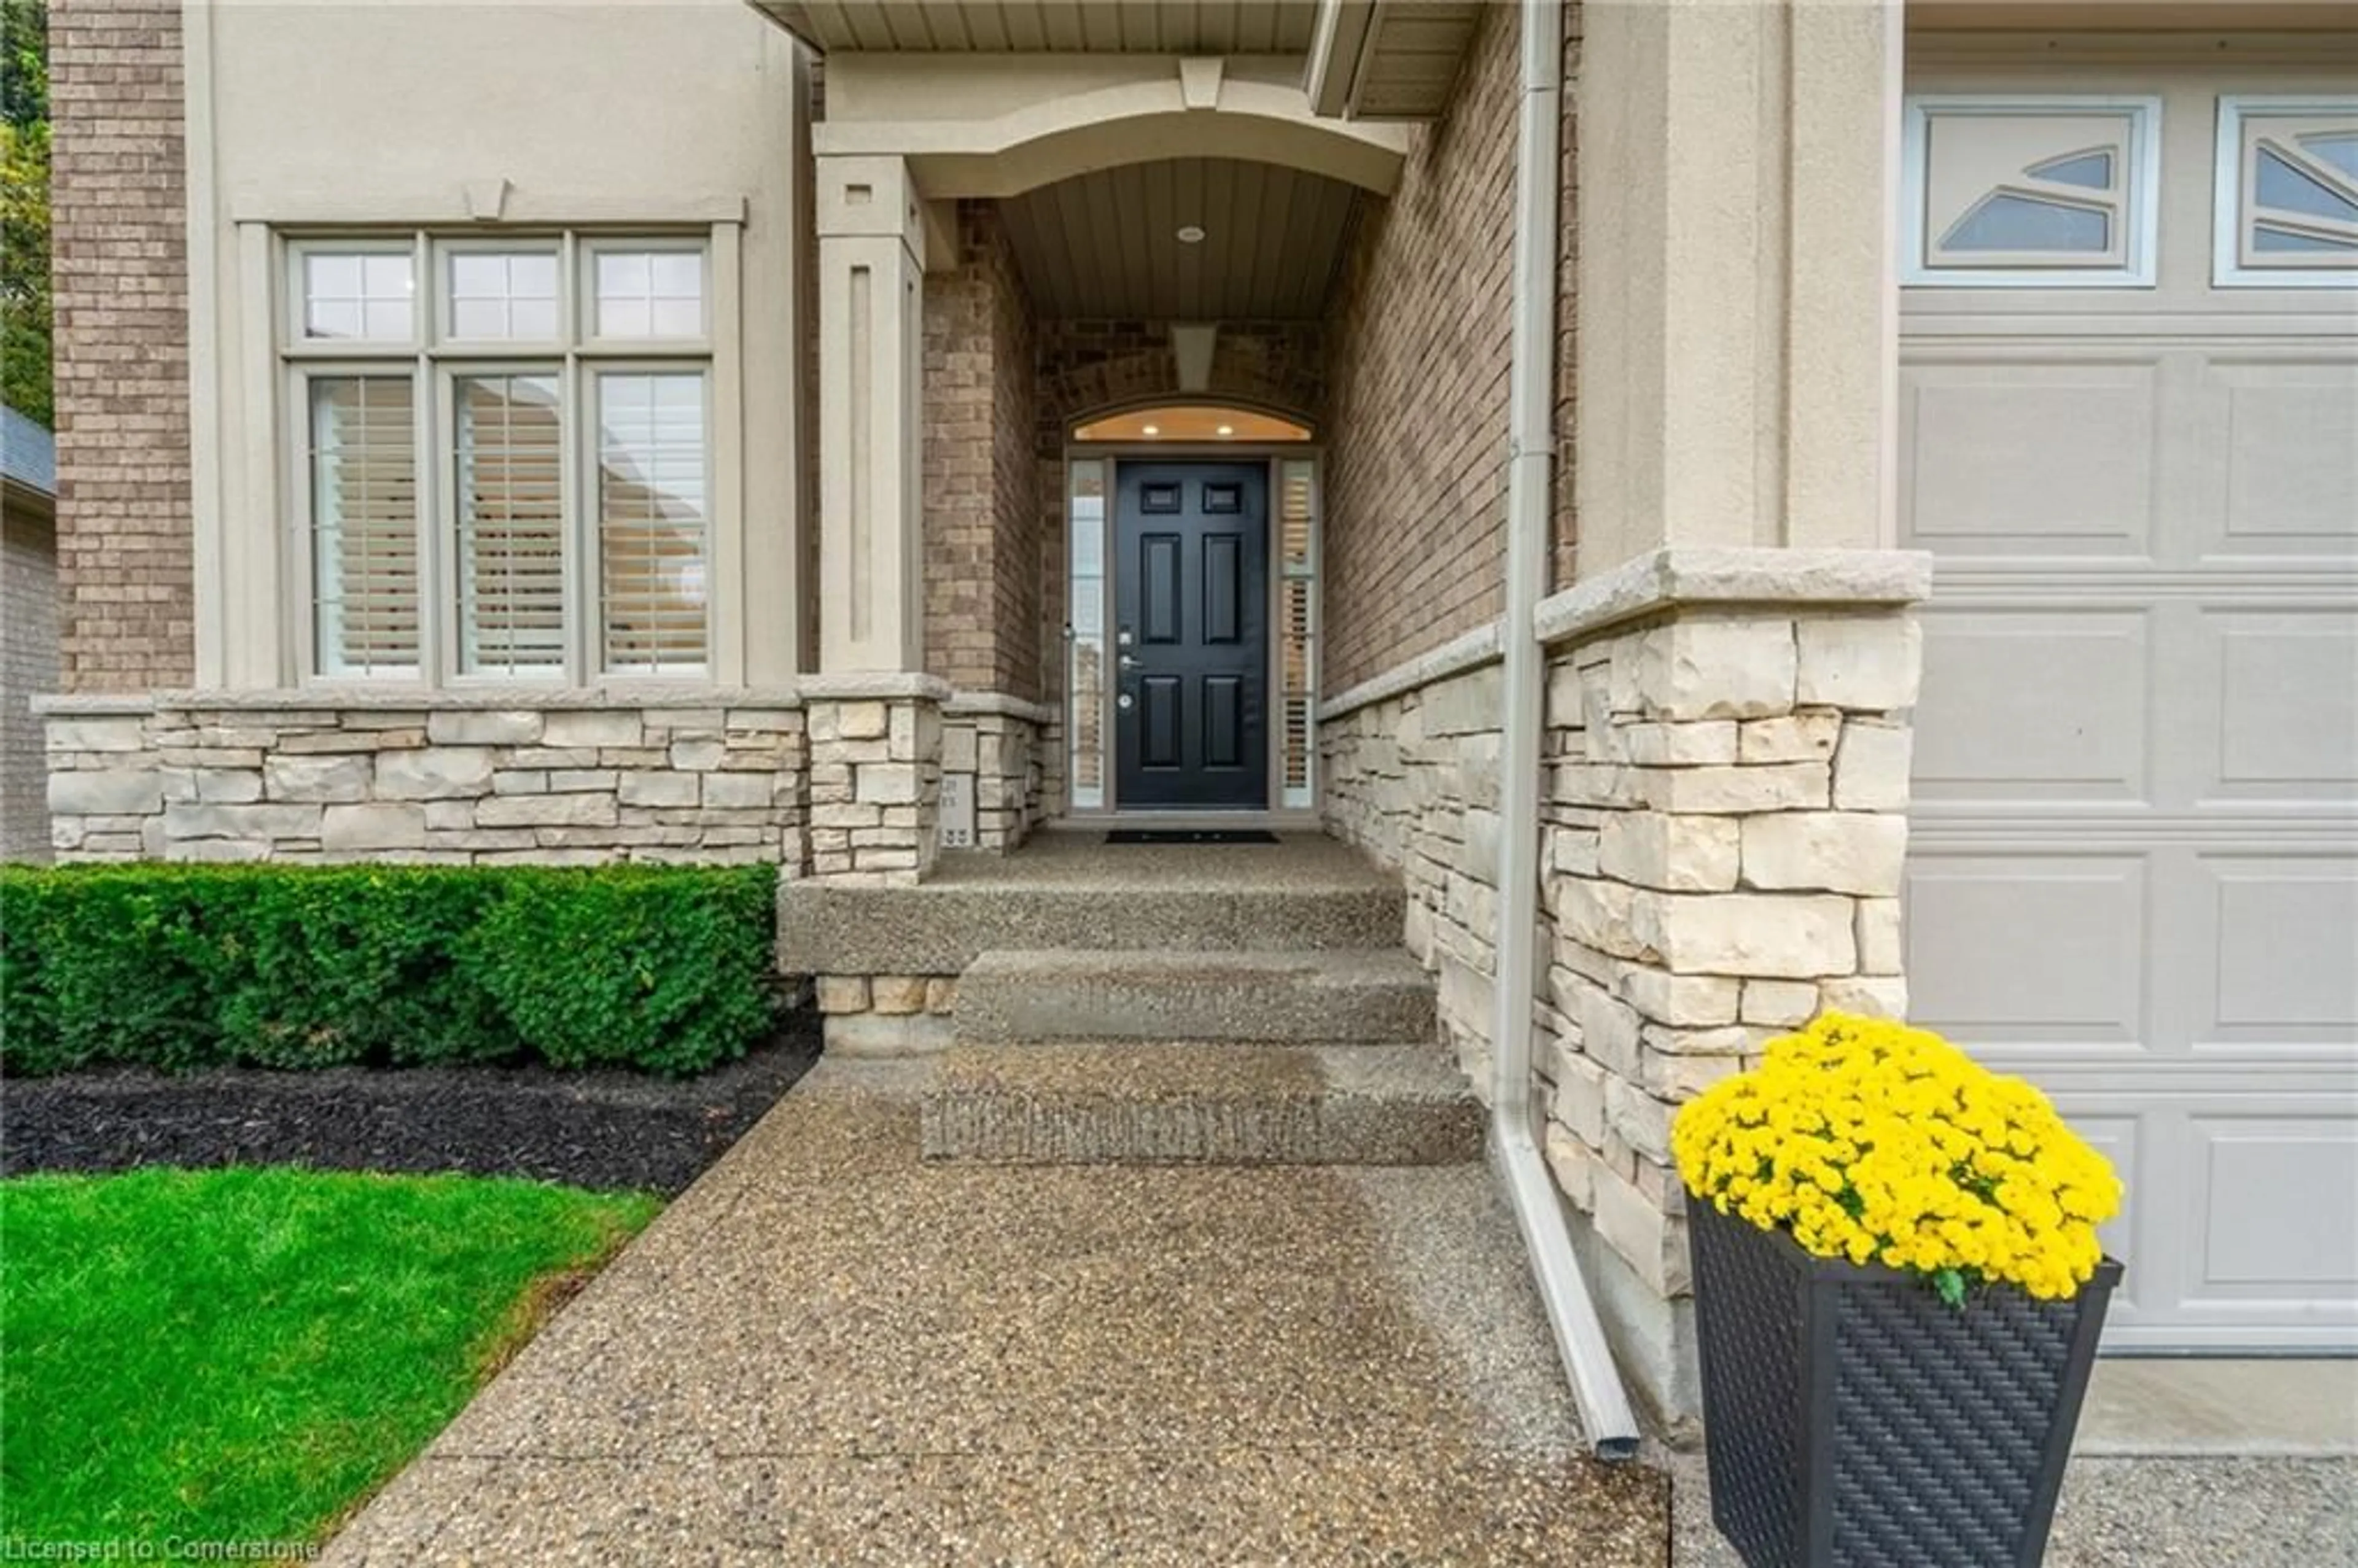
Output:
[[820, 77, 1409, 201]]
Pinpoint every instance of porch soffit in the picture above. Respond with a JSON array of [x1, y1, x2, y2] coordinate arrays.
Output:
[[998, 157, 1360, 319], [752, 1, 1480, 121], [759, 1, 1323, 54]]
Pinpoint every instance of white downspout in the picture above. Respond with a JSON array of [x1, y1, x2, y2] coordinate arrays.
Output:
[[1491, 0, 1642, 1461]]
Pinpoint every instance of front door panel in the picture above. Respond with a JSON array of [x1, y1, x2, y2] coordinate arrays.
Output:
[[1115, 462, 1268, 808]]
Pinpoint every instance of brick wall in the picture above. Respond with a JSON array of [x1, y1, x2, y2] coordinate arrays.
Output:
[[1319, 0, 1516, 696], [922, 204, 1040, 701], [50, 0, 193, 693], [2, 507, 59, 860], [1036, 319, 1325, 425]]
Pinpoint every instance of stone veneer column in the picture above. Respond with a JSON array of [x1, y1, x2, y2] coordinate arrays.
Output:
[[1536, 554, 1926, 1425], [800, 677, 946, 884]]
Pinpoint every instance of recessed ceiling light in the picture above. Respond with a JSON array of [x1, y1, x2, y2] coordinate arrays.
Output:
[[1216, 424, 1235, 437], [1176, 225, 1207, 244], [1142, 424, 1160, 436]]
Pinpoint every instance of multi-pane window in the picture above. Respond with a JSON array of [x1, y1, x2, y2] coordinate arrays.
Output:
[[287, 233, 713, 682]]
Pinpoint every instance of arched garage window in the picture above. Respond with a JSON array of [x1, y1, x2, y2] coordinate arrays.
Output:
[[2216, 96, 2358, 287], [1901, 96, 2161, 287]]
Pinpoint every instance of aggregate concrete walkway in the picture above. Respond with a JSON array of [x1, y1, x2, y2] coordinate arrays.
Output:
[[322, 1058, 1668, 1565]]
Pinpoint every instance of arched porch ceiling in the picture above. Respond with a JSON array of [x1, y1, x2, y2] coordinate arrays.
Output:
[[998, 158, 1359, 320]]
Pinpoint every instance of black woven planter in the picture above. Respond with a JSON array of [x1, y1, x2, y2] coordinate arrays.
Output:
[[1689, 1196, 2122, 1568]]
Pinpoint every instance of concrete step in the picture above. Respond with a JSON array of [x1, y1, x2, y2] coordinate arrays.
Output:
[[920, 1043, 1483, 1166], [777, 871, 1402, 979], [952, 948, 1438, 1046]]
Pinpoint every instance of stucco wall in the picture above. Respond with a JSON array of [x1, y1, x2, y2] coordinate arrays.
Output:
[[2, 506, 58, 859], [49, 0, 192, 694], [190, 0, 811, 687]]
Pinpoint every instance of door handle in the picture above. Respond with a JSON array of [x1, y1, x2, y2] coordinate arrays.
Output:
[[1119, 653, 1138, 670]]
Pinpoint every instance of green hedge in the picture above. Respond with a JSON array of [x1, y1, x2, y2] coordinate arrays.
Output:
[[0, 863, 782, 1077]]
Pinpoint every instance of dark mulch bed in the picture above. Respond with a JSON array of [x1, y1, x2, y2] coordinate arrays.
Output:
[[0, 1015, 821, 1195]]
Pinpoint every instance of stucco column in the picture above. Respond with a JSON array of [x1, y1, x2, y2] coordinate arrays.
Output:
[[816, 155, 928, 673], [1573, 0, 1898, 569]]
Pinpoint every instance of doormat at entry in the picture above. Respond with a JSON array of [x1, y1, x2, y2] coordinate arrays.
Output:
[[1104, 829, 1280, 845]]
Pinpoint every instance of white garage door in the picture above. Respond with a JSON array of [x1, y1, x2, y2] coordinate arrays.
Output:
[[1899, 61, 2358, 1350]]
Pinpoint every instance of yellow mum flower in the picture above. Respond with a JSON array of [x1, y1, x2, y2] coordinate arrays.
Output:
[[1671, 1014, 2123, 1303]]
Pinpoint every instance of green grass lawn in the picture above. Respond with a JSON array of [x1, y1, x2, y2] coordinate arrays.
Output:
[[1, 1166, 660, 1548]]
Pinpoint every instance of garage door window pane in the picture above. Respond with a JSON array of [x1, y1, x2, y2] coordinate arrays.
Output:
[[2303, 133, 2358, 181], [1944, 193, 2109, 254]]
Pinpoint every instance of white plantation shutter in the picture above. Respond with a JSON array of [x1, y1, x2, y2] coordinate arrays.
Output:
[[596, 372, 709, 674], [455, 374, 566, 677], [309, 376, 421, 677]]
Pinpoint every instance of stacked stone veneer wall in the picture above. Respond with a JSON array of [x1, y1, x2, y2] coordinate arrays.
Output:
[[45, 699, 806, 865], [804, 696, 940, 882], [1321, 653, 1509, 1081], [813, 972, 959, 1057], [1323, 596, 1920, 1418], [942, 701, 1043, 850], [41, 686, 1048, 874]]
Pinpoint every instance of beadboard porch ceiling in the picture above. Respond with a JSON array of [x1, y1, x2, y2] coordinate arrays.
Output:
[[997, 157, 1359, 319], [758, 1, 1322, 55]]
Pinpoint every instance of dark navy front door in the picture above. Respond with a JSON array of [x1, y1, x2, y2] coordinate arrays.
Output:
[[1113, 461, 1268, 809]]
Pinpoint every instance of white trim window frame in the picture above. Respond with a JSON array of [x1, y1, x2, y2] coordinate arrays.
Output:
[[2214, 95, 2358, 289], [281, 228, 718, 688], [1901, 94, 2163, 289]]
